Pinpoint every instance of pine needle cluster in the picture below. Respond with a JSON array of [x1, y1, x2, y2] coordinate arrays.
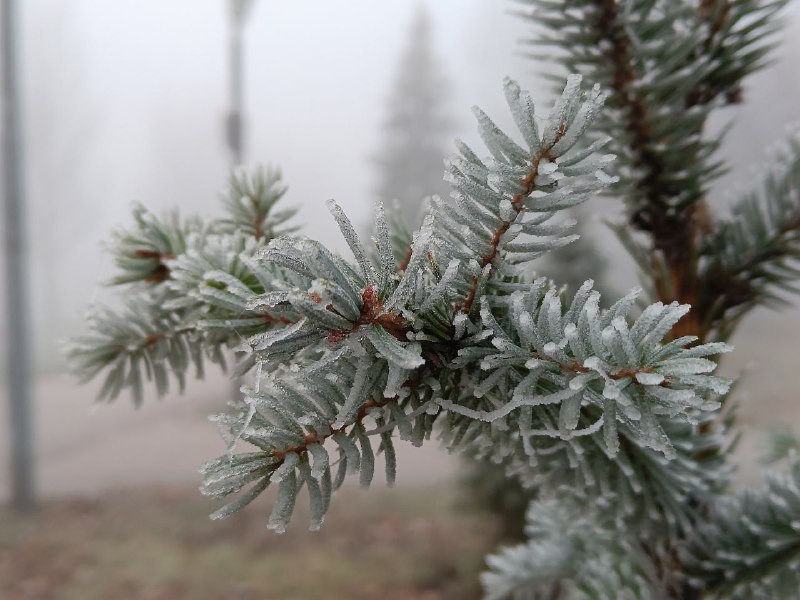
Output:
[[69, 2, 800, 597]]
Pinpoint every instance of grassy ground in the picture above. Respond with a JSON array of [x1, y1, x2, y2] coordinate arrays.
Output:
[[0, 484, 498, 600]]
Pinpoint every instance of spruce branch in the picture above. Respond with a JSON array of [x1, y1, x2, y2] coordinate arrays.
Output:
[[516, 0, 725, 207], [72, 75, 742, 596], [515, 0, 788, 339], [498, 4, 799, 596], [217, 165, 298, 241], [684, 457, 800, 598], [480, 407, 738, 598], [435, 75, 613, 316], [697, 133, 800, 339], [67, 293, 203, 405], [689, 0, 789, 108], [482, 495, 661, 599], [201, 79, 731, 534], [764, 428, 800, 466], [69, 165, 299, 403], [200, 356, 439, 532], [442, 281, 731, 460], [108, 203, 199, 285]]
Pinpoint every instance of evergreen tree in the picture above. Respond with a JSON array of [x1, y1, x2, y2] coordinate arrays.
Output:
[[69, 2, 800, 597], [372, 7, 453, 230]]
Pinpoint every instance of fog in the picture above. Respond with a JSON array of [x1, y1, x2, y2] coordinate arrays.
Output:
[[9, 0, 544, 368], [5, 0, 798, 370], [1, 0, 800, 504]]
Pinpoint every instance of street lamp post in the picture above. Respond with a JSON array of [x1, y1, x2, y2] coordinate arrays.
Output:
[[2, 0, 36, 512], [226, 0, 257, 167], [227, 1, 257, 399]]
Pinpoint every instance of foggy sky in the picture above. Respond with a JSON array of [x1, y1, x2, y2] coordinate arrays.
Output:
[[62, 0, 529, 247], [8, 0, 800, 369]]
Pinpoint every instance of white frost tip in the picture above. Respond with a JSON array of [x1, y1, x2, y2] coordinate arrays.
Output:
[[595, 170, 618, 184], [539, 160, 558, 175], [583, 356, 601, 370], [635, 372, 665, 386], [603, 382, 620, 400], [499, 199, 515, 220]]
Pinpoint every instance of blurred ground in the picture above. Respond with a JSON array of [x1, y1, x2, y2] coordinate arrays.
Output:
[[0, 485, 496, 600]]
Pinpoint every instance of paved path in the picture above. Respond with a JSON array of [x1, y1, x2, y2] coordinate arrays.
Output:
[[0, 372, 459, 501]]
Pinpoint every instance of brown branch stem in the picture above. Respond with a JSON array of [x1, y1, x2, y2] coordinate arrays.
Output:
[[134, 250, 175, 284], [592, 0, 709, 339], [455, 129, 562, 315], [327, 285, 409, 343], [530, 350, 674, 386], [269, 395, 397, 462]]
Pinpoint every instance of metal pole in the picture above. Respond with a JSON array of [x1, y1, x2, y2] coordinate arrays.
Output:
[[226, 0, 252, 167], [2, 0, 35, 512], [227, 1, 255, 399]]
